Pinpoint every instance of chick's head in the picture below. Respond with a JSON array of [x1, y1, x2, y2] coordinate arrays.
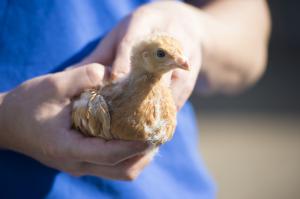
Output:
[[131, 35, 190, 75]]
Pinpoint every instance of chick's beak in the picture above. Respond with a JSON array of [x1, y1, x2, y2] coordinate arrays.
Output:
[[175, 56, 190, 71]]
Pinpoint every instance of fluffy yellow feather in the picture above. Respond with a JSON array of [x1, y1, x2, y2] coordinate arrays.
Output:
[[72, 34, 189, 145]]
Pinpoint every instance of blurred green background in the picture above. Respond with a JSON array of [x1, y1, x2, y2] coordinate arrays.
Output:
[[191, 1, 300, 199]]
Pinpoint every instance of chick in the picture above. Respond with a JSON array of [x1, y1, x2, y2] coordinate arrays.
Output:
[[72, 35, 189, 145]]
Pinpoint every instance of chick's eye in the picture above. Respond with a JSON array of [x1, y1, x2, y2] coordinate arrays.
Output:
[[156, 49, 166, 58]]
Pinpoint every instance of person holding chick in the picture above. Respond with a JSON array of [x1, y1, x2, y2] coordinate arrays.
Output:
[[0, 0, 270, 198]]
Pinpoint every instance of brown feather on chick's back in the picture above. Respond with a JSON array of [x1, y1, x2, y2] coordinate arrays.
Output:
[[72, 34, 189, 145]]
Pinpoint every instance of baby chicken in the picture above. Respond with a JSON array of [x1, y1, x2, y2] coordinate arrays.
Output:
[[72, 34, 189, 145]]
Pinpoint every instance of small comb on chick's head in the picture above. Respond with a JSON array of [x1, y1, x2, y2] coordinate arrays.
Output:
[[131, 34, 189, 74]]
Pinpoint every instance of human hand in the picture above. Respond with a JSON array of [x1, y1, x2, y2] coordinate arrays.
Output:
[[81, 1, 204, 109], [0, 64, 153, 180]]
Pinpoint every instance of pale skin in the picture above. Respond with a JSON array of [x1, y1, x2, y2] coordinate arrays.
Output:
[[0, 0, 270, 180]]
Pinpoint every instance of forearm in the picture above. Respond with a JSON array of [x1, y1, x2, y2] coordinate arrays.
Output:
[[194, 0, 271, 94]]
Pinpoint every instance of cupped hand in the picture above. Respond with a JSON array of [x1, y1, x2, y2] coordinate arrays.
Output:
[[0, 63, 153, 180], [81, 1, 204, 109]]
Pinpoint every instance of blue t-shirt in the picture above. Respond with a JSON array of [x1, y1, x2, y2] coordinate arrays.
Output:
[[0, 1, 216, 198]]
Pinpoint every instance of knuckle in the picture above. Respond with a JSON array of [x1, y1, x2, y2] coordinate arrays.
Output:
[[84, 63, 104, 85]]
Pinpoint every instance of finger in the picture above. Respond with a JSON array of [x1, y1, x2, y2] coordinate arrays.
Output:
[[110, 16, 143, 80], [110, 37, 133, 80], [54, 63, 106, 97], [69, 134, 151, 166], [170, 70, 192, 110], [79, 151, 154, 180]]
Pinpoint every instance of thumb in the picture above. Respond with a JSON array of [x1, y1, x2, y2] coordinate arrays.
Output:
[[109, 16, 136, 80], [110, 39, 132, 81], [55, 63, 106, 97]]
